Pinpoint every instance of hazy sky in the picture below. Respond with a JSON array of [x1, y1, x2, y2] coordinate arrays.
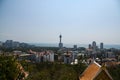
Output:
[[0, 0, 120, 44]]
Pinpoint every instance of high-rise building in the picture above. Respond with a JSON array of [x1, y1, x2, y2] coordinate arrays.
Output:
[[92, 41, 96, 47], [4, 40, 13, 48], [88, 44, 92, 49], [100, 42, 103, 49], [0, 41, 3, 47], [13, 41, 20, 48], [92, 41, 96, 50], [73, 45, 77, 50], [59, 34, 63, 49]]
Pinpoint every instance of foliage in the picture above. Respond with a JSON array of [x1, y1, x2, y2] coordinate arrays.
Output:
[[107, 65, 120, 80], [24, 62, 86, 80], [0, 54, 25, 80], [0, 46, 59, 53]]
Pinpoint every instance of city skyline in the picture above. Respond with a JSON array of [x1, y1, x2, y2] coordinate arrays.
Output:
[[0, 0, 120, 44]]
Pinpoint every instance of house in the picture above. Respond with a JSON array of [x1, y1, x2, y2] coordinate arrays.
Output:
[[29, 50, 54, 62], [63, 52, 72, 64], [63, 51, 78, 64], [79, 61, 113, 80]]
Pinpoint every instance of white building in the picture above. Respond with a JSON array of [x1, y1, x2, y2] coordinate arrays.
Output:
[[63, 51, 78, 64], [30, 50, 54, 62]]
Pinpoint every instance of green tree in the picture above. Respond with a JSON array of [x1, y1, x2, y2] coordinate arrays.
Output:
[[25, 62, 86, 80], [107, 65, 120, 80], [0, 54, 25, 80]]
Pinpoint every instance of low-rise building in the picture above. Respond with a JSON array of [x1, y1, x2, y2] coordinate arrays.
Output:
[[29, 50, 54, 62], [63, 51, 78, 64], [79, 61, 113, 80]]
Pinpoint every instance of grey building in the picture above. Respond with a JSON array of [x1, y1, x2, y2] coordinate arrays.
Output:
[[92, 41, 97, 50], [4, 40, 13, 48], [100, 42, 104, 49]]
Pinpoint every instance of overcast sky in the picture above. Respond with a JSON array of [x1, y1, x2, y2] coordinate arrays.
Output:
[[0, 0, 120, 44]]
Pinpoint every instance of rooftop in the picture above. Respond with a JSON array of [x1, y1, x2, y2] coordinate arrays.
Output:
[[79, 61, 113, 80], [80, 61, 101, 80]]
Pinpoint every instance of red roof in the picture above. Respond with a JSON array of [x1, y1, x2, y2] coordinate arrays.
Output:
[[80, 61, 101, 80], [79, 61, 113, 80]]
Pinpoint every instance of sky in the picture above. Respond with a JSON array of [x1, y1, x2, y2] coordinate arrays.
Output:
[[0, 0, 120, 44]]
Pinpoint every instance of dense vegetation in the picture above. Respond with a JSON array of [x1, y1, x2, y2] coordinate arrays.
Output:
[[0, 54, 26, 80], [0, 46, 59, 53], [107, 65, 120, 80], [20, 61, 87, 80], [1, 54, 120, 80], [1, 47, 120, 80], [0, 53, 87, 80]]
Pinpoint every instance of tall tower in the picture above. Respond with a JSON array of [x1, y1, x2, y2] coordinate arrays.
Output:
[[59, 34, 63, 49], [60, 35, 62, 43], [100, 43, 103, 49]]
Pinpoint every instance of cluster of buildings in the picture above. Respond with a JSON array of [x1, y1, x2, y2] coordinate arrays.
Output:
[[57, 35, 120, 65], [0, 40, 34, 48], [14, 50, 55, 63], [86, 41, 120, 62], [1, 35, 120, 65], [15, 49, 79, 64], [0, 36, 79, 64], [88, 41, 103, 50], [1, 35, 120, 80], [57, 35, 118, 80], [29, 50, 54, 62], [58, 35, 79, 64]]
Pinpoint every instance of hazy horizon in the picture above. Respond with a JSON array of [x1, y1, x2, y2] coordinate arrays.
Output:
[[30, 43, 120, 49], [0, 0, 120, 44]]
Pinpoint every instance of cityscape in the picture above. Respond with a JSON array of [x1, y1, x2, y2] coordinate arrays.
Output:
[[0, 0, 120, 80], [0, 35, 120, 80]]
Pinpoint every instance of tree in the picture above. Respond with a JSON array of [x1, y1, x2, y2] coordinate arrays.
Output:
[[107, 65, 120, 80], [0, 54, 26, 80], [25, 62, 87, 80]]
